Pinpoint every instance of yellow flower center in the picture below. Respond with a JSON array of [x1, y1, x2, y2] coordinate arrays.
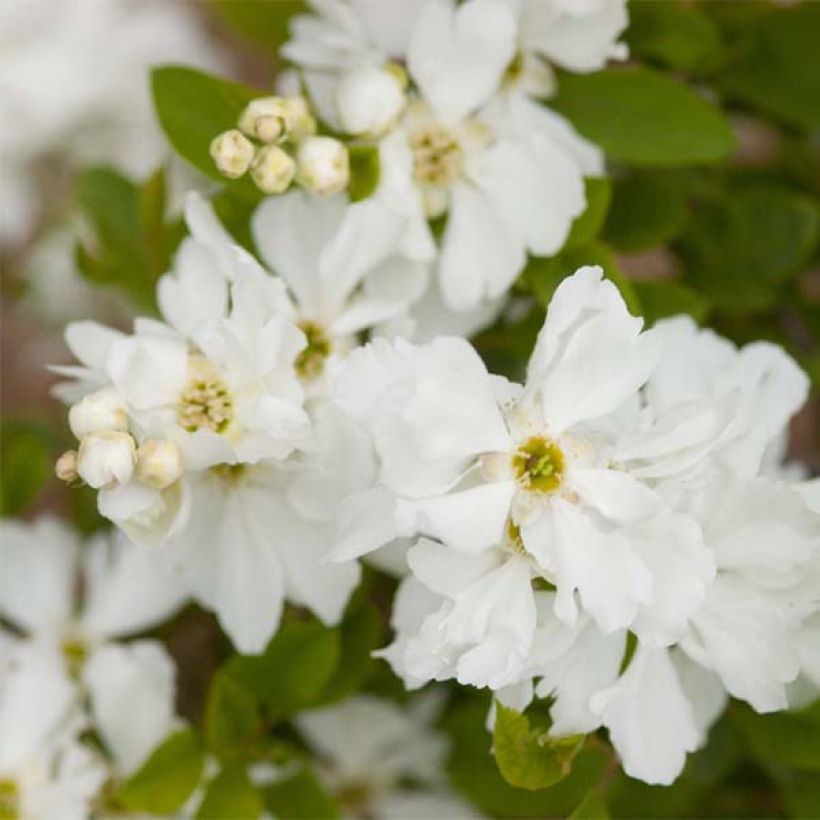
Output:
[[61, 636, 88, 680], [410, 126, 462, 187], [295, 320, 332, 380], [178, 356, 234, 434], [0, 779, 18, 819], [512, 436, 564, 494]]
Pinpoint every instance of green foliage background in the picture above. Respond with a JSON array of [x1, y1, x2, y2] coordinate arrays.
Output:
[[2, 1, 820, 817]]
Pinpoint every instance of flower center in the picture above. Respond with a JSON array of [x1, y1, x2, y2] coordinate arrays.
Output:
[[0, 779, 18, 818], [178, 356, 234, 434], [512, 435, 564, 494], [295, 320, 332, 380], [61, 636, 87, 680], [410, 126, 461, 188]]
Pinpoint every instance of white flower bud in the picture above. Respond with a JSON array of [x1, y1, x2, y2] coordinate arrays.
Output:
[[250, 145, 297, 194], [136, 439, 183, 490], [55, 450, 78, 483], [77, 431, 136, 489], [336, 65, 406, 136], [68, 388, 128, 439], [210, 129, 255, 179], [296, 136, 350, 195], [284, 96, 317, 140], [238, 97, 288, 143]]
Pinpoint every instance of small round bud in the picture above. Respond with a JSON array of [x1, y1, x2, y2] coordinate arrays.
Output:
[[238, 97, 288, 143], [283, 96, 317, 140], [136, 439, 183, 490], [210, 129, 255, 179], [296, 136, 350, 195], [77, 431, 136, 489], [55, 450, 78, 483], [336, 65, 406, 136], [250, 145, 297, 194], [68, 388, 128, 439]]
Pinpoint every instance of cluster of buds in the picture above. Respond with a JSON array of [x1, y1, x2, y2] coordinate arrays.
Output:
[[55, 388, 183, 492], [210, 95, 350, 196]]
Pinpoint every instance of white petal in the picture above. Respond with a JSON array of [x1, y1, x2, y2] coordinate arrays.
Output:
[[439, 181, 526, 310], [590, 646, 699, 786], [407, 537, 502, 596], [670, 649, 727, 743], [0, 517, 78, 634], [84, 641, 178, 776], [569, 468, 663, 524], [65, 320, 124, 372], [407, 0, 516, 123]]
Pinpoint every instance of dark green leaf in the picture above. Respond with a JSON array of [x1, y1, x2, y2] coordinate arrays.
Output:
[[733, 701, 820, 772], [565, 178, 611, 251], [224, 619, 340, 718], [493, 703, 585, 791], [208, 1, 304, 55], [633, 280, 712, 326], [679, 184, 820, 312], [603, 173, 689, 251], [717, 3, 820, 130], [151, 66, 262, 195], [626, 1, 723, 73], [347, 144, 381, 202], [265, 767, 339, 819], [205, 670, 262, 758], [0, 420, 52, 516], [118, 729, 206, 814], [551, 67, 735, 166], [195, 763, 264, 819], [570, 789, 611, 819]]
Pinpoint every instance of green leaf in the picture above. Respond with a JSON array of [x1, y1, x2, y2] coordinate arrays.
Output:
[[603, 173, 689, 251], [205, 670, 262, 758], [565, 178, 611, 251], [265, 768, 339, 819], [493, 703, 585, 791], [0, 420, 52, 516], [347, 144, 381, 202], [196, 763, 264, 819], [151, 66, 261, 194], [224, 619, 340, 718], [679, 184, 820, 312], [207, 1, 304, 54], [626, 1, 723, 73], [733, 701, 820, 772], [570, 789, 611, 819], [717, 3, 820, 130], [633, 280, 712, 326], [118, 729, 206, 814], [319, 603, 383, 703], [551, 67, 735, 166]]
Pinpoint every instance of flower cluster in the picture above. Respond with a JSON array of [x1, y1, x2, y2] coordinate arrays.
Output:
[[0, 518, 184, 816]]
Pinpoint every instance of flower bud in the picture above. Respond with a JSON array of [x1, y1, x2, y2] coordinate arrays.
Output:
[[284, 96, 317, 140], [77, 431, 136, 489], [250, 145, 297, 194], [238, 97, 288, 143], [68, 388, 128, 439], [136, 439, 183, 490], [296, 136, 349, 195], [55, 450, 78, 483], [336, 65, 406, 136], [210, 129, 255, 179]]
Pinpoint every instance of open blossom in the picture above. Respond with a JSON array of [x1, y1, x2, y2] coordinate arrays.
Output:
[[0, 517, 184, 809], [283, 0, 621, 312]]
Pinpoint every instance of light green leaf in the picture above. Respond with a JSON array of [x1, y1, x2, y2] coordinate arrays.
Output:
[[626, 1, 723, 73], [207, 1, 304, 54], [603, 173, 689, 251], [151, 66, 262, 194], [493, 703, 585, 791], [0, 420, 52, 517], [565, 177, 611, 251], [679, 184, 820, 312], [265, 768, 339, 819], [224, 619, 340, 718], [347, 144, 381, 202], [195, 763, 263, 819], [118, 729, 206, 814], [205, 670, 261, 758], [551, 67, 735, 166], [717, 3, 820, 130]]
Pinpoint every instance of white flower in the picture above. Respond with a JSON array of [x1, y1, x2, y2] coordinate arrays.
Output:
[[296, 695, 482, 819], [0, 517, 184, 789], [76, 430, 137, 489], [332, 268, 719, 662], [296, 136, 350, 195], [68, 387, 128, 438]]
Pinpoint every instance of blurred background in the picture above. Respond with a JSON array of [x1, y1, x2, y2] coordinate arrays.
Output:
[[1, 1, 819, 817]]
